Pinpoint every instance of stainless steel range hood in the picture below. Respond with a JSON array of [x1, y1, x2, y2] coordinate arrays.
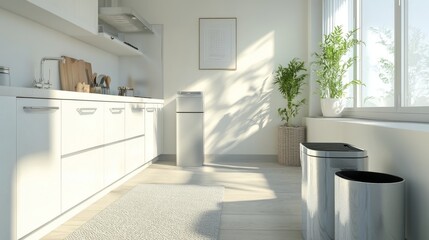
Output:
[[99, 7, 153, 33]]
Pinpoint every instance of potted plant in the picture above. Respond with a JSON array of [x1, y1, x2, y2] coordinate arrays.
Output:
[[274, 58, 307, 166], [313, 25, 364, 117]]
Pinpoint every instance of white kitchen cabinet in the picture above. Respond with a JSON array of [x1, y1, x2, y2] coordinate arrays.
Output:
[[125, 102, 145, 139], [0, 0, 144, 56], [0, 87, 163, 240], [0, 97, 16, 240], [16, 98, 61, 239], [156, 104, 164, 156], [104, 102, 125, 144], [75, 0, 98, 33], [104, 142, 125, 186], [62, 100, 104, 155], [62, 148, 104, 211], [144, 104, 156, 162], [26, 0, 98, 34], [124, 102, 145, 173], [125, 136, 145, 173], [144, 104, 163, 163]]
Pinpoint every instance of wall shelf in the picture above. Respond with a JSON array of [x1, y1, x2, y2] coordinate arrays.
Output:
[[0, 0, 143, 56], [78, 33, 143, 56]]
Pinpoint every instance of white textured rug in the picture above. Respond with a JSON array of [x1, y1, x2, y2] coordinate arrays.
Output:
[[65, 184, 224, 240]]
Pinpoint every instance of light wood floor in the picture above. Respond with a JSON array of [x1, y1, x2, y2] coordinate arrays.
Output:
[[43, 158, 303, 240]]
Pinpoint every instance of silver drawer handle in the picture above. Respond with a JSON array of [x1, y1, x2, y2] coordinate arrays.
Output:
[[110, 107, 125, 113], [76, 108, 97, 114], [146, 108, 155, 112], [132, 107, 145, 112], [23, 106, 59, 111]]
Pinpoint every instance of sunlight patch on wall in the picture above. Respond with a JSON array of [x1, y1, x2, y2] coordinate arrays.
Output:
[[226, 31, 275, 104], [200, 31, 276, 154]]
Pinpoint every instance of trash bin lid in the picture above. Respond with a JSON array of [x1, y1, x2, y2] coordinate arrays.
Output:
[[301, 142, 367, 158], [177, 91, 203, 97], [335, 170, 404, 183], [176, 91, 204, 112]]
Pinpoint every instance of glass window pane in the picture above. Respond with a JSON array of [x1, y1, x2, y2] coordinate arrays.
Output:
[[405, 0, 429, 106], [360, 0, 395, 107]]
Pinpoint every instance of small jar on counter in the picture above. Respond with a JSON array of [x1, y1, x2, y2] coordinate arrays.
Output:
[[0, 66, 10, 86]]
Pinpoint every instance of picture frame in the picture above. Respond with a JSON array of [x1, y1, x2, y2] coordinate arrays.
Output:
[[199, 18, 237, 70]]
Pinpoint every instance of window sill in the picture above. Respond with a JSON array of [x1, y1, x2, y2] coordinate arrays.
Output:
[[306, 117, 429, 133], [342, 108, 429, 124]]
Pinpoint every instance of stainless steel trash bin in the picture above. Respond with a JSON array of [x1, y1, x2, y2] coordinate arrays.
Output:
[[335, 170, 405, 240], [176, 91, 204, 167], [300, 143, 367, 240]]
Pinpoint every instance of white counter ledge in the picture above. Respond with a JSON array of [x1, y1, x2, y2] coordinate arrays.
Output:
[[0, 86, 164, 103]]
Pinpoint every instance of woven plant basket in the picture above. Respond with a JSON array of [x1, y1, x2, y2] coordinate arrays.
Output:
[[278, 126, 306, 166]]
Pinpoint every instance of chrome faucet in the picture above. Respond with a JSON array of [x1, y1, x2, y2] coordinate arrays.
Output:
[[34, 57, 65, 89]]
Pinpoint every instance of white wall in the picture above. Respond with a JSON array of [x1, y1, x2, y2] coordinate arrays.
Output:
[[119, 25, 164, 98], [0, 8, 120, 91], [122, 0, 309, 155], [308, 0, 323, 117], [307, 117, 429, 240]]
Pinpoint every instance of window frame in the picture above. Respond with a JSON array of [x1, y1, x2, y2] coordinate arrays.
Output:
[[342, 0, 429, 123]]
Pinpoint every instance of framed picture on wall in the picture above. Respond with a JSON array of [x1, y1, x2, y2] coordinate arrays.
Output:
[[199, 18, 237, 70]]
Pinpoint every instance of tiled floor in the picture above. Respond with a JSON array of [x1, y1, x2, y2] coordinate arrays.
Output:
[[43, 158, 303, 240]]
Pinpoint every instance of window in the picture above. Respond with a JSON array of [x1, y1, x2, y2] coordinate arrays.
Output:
[[404, 0, 429, 107], [323, 0, 429, 121], [359, 0, 395, 107]]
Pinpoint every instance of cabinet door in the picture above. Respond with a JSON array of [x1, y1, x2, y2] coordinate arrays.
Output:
[[144, 104, 156, 162], [62, 100, 104, 155], [156, 104, 164, 156], [27, 0, 97, 33], [16, 99, 61, 239], [104, 102, 125, 144], [104, 142, 125, 186], [75, 0, 98, 33], [125, 136, 145, 173], [62, 148, 104, 211], [0, 97, 16, 240], [27, 0, 69, 18], [125, 103, 145, 139]]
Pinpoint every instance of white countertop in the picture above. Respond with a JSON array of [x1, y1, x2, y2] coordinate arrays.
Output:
[[0, 86, 164, 104]]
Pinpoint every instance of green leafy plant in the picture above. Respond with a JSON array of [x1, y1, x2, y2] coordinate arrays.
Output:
[[274, 58, 307, 126], [314, 25, 364, 99]]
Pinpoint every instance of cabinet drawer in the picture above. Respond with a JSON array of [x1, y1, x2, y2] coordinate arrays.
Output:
[[104, 142, 125, 186], [125, 103, 145, 138], [62, 148, 104, 211], [125, 136, 145, 173], [104, 102, 125, 144], [62, 100, 104, 155]]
